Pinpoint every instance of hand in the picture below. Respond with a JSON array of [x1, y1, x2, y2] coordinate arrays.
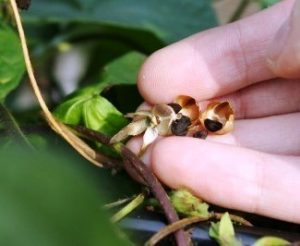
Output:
[[129, 0, 300, 223]]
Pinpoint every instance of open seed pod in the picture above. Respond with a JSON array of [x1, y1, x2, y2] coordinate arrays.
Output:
[[174, 95, 199, 122], [200, 101, 234, 135], [152, 104, 177, 136]]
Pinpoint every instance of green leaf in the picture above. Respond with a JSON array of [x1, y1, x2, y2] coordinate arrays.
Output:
[[209, 212, 242, 246], [256, 0, 280, 8], [22, 0, 217, 44], [209, 221, 220, 241], [54, 51, 146, 135], [219, 212, 235, 241], [99, 51, 146, 86], [54, 91, 127, 135], [0, 24, 25, 100], [0, 147, 131, 246], [253, 236, 290, 246]]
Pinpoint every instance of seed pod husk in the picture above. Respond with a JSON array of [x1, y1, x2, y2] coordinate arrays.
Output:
[[200, 101, 234, 135], [175, 95, 199, 121]]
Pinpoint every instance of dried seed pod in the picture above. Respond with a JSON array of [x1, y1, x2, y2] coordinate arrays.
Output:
[[168, 103, 182, 114], [175, 95, 199, 121], [200, 101, 234, 135], [152, 104, 176, 136]]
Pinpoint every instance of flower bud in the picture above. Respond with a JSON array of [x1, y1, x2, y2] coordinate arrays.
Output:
[[170, 189, 210, 218]]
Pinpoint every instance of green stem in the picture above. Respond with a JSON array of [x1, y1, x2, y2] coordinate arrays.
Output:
[[104, 197, 133, 209], [229, 0, 251, 23], [111, 193, 145, 223], [0, 103, 34, 149]]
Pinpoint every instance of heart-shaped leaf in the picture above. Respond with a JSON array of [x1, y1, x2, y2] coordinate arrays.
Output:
[[0, 24, 25, 100], [22, 0, 217, 44]]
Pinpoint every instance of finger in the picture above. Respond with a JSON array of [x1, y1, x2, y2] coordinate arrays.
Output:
[[208, 112, 300, 156], [138, 0, 295, 104], [127, 112, 300, 161], [199, 78, 300, 119], [150, 137, 300, 223], [267, 0, 300, 78]]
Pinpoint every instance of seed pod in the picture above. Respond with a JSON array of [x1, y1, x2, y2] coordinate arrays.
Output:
[[152, 104, 176, 136], [200, 101, 234, 135], [175, 95, 199, 121], [170, 189, 210, 218], [168, 103, 182, 114]]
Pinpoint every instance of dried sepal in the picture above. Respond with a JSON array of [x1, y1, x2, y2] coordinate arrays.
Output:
[[110, 118, 148, 144], [175, 95, 199, 121], [125, 111, 153, 121], [200, 101, 234, 135], [152, 104, 177, 136], [140, 127, 159, 156]]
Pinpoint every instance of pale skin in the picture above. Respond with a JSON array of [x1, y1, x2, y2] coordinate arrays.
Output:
[[128, 0, 300, 223]]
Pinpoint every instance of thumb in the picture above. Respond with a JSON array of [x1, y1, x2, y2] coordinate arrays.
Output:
[[267, 0, 300, 79]]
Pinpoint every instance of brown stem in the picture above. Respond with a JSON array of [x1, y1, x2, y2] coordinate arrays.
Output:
[[73, 125, 111, 145], [145, 216, 209, 246], [213, 212, 253, 227], [72, 126, 189, 246]]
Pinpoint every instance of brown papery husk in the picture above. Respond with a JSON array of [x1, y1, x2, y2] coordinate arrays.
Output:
[[200, 101, 234, 135], [175, 95, 200, 121]]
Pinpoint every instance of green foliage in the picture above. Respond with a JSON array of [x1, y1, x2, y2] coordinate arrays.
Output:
[[54, 51, 146, 135], [170, 189, 210, 218], [209, 213, 242, 246], [0, 24, 24, 101], [255, 0, 280, 8], [0, 147, 131, 246], [22, 0, 218, 44], [99, 51, 146, 86], [54, 88, 127, 135], [253, 236, 290, 246]]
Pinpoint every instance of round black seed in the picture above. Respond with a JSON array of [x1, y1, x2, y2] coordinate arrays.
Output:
[[168, 103, 182, 114], [193, 130, 208, 139], [204, 119, 223, 132], [171, 115, 191, 136]]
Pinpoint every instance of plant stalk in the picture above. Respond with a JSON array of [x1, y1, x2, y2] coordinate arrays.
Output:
[[229, 0, 251, 23], [72, 126, 189, 246]]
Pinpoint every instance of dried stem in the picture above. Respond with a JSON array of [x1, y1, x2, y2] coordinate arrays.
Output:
[[8, 0, 110, 168], [213, 212, 253, 227], [145, 216, 209, 246], [72, 126, 189, 246], [229, 0, 250, 23]]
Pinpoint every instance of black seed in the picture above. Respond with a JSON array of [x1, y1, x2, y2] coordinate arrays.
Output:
[[171, 115, 191, 136], [193, 130, 208, 139], [204, 119, 223, 132], [168, 103, 182, 114]]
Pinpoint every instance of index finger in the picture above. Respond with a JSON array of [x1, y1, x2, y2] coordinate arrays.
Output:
[[138, 0, 295, 104]]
